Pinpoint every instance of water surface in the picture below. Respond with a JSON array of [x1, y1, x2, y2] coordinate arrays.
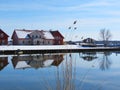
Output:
[[0, 52, 120, 90]]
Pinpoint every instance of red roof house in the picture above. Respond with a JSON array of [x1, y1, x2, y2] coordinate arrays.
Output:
[[50, 31, 64, 45], [0, 29, 9, 45], [11, 29, 64, 45]]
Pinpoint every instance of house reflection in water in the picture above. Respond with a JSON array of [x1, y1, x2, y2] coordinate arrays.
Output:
[[0, 57, 9, 71], [81, 52, 98, 61], [11, 54, 64, 69]]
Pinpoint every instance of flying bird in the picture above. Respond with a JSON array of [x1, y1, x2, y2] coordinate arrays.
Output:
[[73, 20, 77, 24], [68, 27, 71, 29], [74, 27, 77, 30]]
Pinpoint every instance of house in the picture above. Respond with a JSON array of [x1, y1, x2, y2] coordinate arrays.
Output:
[[81, 38, 96, 47], [0, 29, 9, 45], [82, 38, 95, 44], [11, 29, 62, 45], [50, 31, 64, 45]]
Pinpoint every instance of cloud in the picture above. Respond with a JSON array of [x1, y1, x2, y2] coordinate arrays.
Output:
[[0, 0, 114, 11], [0, 3, 45, 11], [0, 0, 120, 40], [40, 1, 113, 12]]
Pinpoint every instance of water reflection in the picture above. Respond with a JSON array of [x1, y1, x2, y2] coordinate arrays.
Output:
[[11, 54, 64, 69], [80, 51, 112, 71], [0, 57, 9, 71], [0, 52, 120, 90], [55, 53, 76, 90], [99, 52, 112, 71], [80, 52, 98, 61]]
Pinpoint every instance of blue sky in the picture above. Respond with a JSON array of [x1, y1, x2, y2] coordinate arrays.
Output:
[[0, 0, 120, 41]]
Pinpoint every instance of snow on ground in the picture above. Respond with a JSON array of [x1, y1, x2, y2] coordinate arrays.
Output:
[[0, 45, 118, 51], [0, 45, 80, 51]]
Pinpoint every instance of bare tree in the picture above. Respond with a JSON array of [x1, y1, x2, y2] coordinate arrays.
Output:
[[99, 52, 112, 71], [99, 28, 112, 47]]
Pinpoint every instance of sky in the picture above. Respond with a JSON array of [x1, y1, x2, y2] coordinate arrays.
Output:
[[0, 0, 120, 41]]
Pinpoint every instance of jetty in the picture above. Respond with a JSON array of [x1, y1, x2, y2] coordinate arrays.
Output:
[[0, 45, 120, 55]]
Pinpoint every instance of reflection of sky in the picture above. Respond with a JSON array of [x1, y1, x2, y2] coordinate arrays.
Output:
[[67, 53, 120, 90], [0, 53, 120, 90]]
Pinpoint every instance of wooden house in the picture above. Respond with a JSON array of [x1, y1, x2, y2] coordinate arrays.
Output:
[[0, 29, 9, 45], [81, 38, 96, 47], [11, 29, 55, 45], [11, 29, 64, 45], [50, 31, 64, 45]]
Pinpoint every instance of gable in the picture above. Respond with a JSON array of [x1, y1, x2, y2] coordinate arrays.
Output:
[[16, 30, 32, 38], [12, 29, 32, 39], [0, 29, 9, 38], [43, 31, 54, 39], [50, 31, 64, 39]]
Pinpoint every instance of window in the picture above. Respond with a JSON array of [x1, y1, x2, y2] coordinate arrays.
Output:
[[2, 40, 5, 44], [0, 33, 4, 38], [36, 35, 38, 38], [37, 41, 39, 45], [28, 41, 31, 44], [23, 41, 24, 44]]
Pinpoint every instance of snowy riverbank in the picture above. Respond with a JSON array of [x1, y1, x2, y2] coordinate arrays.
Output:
[[0, 45, 79, 51], [0, 45, 120, 55], [0, 45, 119, 51]]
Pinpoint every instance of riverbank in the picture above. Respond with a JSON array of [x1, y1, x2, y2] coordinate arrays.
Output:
[[0, 45, 120, 54]]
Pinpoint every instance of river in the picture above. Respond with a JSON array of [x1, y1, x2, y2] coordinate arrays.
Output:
[[0, 52, 120, 90]]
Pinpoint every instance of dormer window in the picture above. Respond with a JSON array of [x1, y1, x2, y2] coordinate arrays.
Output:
[[36, 35, 38, 38], [27, 34, 31, 38]]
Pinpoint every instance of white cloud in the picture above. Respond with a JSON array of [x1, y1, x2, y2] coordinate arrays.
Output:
[[0, 0, 114, 11], [0, 0, 120, 41], [0, 3, 45, 11]]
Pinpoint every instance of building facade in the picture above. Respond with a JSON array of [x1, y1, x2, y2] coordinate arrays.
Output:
[[81, 38, 96, 47], [11, 29, 64, 45], [0, 29, 9, 45]]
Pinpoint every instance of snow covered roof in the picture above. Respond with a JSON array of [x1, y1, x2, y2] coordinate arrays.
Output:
[[0, 29, 9, 37], [43, 60, 54, 67], [14, 29, 54, 39], [15, 30, 32, 38], [50, 31, 64, 38], [15, 61, 31, 69], [43, 31, 54, 39]]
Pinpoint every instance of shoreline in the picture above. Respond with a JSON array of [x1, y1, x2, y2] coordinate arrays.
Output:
[[0, 45, 120, 55]]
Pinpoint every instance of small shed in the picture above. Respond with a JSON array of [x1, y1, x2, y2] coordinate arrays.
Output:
[[81, 38, 96, 47], [82, 38, 96, 44]]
